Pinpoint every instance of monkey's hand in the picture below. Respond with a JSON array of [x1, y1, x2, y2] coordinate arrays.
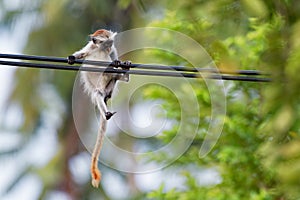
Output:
[[67, 55, 76, 65], [121, 60, 131, 70], [111, 59, 121, 68]]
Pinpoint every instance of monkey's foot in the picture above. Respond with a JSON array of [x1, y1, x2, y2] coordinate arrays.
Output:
[[67, 55, 75, 65], [105, 111, 116, 120]]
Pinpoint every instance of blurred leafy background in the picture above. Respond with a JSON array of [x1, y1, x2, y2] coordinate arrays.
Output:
[[1, 0, 300, 199]]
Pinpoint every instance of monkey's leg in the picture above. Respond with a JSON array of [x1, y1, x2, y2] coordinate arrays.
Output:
[[95, 90, 116, 120], [116, 60, 131, 82], [104, 93, 111, 105], [103, 93, 116, 119], [94, 89, 108, 118]]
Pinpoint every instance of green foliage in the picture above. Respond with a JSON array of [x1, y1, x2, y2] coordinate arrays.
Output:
[[141, 0, 300, 200]]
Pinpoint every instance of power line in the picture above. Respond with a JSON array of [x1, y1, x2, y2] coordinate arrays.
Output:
[[0, 53, 271, 82], [0, 53, 269, 76]]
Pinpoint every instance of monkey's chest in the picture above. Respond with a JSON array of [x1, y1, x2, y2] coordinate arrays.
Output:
[[82, 52, 116, 92]]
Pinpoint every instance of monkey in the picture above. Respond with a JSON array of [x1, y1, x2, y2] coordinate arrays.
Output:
[[68, 29, 130, 188]]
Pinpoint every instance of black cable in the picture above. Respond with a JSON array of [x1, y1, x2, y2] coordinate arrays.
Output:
[[0, 53, 269, 76], [0, 60, 271, 82]]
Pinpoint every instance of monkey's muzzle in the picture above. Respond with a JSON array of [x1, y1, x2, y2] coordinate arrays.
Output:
[[100, 39, 113, 52], [103, 40, 113, 48]]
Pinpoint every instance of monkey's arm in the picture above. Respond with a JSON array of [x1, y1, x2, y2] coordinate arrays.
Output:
[[109, 47, 130, 82], [109, 47, 118, 61], [68, 42, 96, 64]]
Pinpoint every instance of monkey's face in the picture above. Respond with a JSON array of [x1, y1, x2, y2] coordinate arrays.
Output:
[[92, 37, 113, 51], [90, 29, 117, 53]]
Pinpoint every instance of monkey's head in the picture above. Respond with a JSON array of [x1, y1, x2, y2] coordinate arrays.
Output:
[[90, 29, 117, 53]]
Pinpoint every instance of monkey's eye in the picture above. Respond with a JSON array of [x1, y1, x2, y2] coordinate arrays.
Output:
[[92, 38, 97, 44], [92, 38, 104, 44]]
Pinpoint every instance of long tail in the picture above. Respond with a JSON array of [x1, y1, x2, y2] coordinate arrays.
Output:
[[91, 112, 107, 188]]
